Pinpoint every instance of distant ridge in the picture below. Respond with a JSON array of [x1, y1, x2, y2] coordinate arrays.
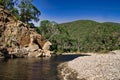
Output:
[[60, 20, 120, 24], [60, 20, 120, 52]]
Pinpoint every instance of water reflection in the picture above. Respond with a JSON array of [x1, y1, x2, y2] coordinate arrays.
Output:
[[0, 54, 88, 80], [0, 58, 57, 80]]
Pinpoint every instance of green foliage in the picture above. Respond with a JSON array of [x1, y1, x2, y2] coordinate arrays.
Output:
[[62, 20, 120, 52], [0, 0, 15, 9], [11, 7, 20, 21], [39, 20, 52, 37], [0, 0, 18, 18], [0, 0, 40, 25], [36, 20, 120, 53], [37, 20, 78, 53], [18, 0, 41, 23]]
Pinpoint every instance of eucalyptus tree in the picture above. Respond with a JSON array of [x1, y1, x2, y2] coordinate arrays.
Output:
[[0, 0, 15, 9], [18, 0, 41, 24], [40, 20, 52, 37], [0, 0, 18, 17]]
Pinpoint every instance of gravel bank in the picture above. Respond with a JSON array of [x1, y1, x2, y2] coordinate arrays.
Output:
[[58, 50, 120, 80]]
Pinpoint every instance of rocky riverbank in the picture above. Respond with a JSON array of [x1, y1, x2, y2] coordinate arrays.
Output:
[[0, 6, 52, 58], [58, 50, 120, 80]]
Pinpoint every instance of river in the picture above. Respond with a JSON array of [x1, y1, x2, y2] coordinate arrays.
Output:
[[0, 54, 82, 80]]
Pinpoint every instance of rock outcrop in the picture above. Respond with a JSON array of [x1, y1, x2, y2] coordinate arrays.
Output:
[[0, 6, 52, 58]]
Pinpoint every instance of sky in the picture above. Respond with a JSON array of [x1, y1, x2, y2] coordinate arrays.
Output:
[[33, 0, 120, 26]]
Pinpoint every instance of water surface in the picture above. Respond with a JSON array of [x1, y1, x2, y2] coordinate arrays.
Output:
[[0, 54, 84, 80]]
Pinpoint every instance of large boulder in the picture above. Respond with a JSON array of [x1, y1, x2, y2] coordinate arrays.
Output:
[[28, 43, 39, 52], [42, 41, 52, 57], [28, 50, 43, 58]]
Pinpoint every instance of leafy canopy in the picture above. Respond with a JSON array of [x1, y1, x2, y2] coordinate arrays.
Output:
[[0, 0, 41, 25], [18, 0, 41, 23]]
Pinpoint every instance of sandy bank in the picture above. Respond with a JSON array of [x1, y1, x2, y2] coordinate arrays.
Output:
[[58, 50, 120, 80]]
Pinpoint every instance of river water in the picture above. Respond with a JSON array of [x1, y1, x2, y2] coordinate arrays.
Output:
[[0, 55, 81, 80]]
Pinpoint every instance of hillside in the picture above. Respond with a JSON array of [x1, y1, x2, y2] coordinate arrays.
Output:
[[60, 20, 120, 52]]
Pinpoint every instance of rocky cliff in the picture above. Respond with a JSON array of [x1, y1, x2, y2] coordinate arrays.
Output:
[[0, 6, 52, 58]]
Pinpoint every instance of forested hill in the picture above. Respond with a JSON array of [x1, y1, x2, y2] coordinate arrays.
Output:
[[60, 20, 120, 52], [61, 20, 120, 40]]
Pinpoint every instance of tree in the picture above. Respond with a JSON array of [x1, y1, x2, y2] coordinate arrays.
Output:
[[0, 0, 15, 9], [0, 0, 18, 18], [18, 0, 41, 24], [0, 0, 41, 25], [40, 20, 52, 37], [36, 20, 80, 53]]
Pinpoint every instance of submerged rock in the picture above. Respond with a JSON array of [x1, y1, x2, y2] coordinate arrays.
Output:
[[0, 6, 52, 58]]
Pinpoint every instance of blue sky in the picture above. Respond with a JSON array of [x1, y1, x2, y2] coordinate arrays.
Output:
[[33, 0, 120, 25]]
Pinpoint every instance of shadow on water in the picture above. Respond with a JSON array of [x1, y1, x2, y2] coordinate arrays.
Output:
[[52, 54, 91, 62], [0, 54, 90, 80]]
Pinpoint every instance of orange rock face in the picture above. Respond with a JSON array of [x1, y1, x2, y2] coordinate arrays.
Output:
[[0, 6, 52, 58]]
